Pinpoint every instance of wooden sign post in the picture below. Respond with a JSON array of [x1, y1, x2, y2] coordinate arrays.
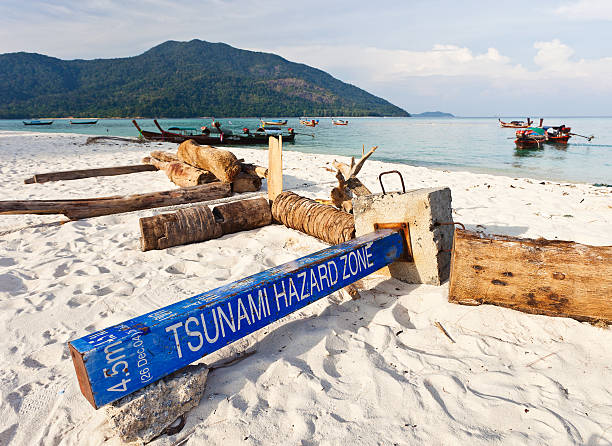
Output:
[[267, 135, 283, 202], [69, 229, 405, 408]]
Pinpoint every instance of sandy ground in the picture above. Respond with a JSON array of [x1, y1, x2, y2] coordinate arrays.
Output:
[[0, 132, 610, 446]]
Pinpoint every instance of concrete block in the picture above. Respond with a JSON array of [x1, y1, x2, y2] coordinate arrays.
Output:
[[104, 363, 208, 444], [353, 187, 453, 285]]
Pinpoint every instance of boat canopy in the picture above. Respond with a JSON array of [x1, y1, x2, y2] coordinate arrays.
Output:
[[526, 127, 545, 135]]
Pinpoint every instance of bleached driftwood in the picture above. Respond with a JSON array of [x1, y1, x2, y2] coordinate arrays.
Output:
[[24, 164, 157, 184], [148, 150, 264, 191], [85, 136, 144, 145], [150, 150, 267, 179], [150, 150, 180, 163], [144, 156, 216, 187], [177, 140, 241, 183], [0, 183, 231, 220], [331, 145, 378, 212]]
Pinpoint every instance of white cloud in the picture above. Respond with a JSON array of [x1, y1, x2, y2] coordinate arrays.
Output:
[[534, 39, 575, 72], [270, 44, 528, 82], [269, 40, 612, 91], [533, 39, 612, 81], [556, 0, 612, 20], [264, 39, 612, 114]]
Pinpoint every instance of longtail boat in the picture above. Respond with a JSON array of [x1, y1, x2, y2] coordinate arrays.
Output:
[[332, 119, 348, 126], [70, 119, 98, 125], [544, 125, 571, 144], [499, 118, 532, 128], [23, 120, 53, 126], [132, 120, 295, 145], [300, 118, 319, 127], [260, 119, 288, 126], [515, 127, 546, 149]]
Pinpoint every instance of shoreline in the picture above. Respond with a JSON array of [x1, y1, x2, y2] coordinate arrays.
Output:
[[0, 132, 610, 445], [1, 129, 608, 187]]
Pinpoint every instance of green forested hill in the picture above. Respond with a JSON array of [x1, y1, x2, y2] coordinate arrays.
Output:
[[0, 40, 409, 118]]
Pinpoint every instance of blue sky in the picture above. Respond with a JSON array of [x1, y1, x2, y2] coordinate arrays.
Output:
[[2, 0, 611, 116]]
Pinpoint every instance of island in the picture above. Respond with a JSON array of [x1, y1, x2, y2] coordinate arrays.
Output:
[[412, 111, 455, 118]]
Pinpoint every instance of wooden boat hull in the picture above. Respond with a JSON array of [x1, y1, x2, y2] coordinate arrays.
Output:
[[499, 118, 532, 128], [515, 128, 546, 149], [543, 126, 571, 144], [546, 135, 571, 144], [300, 119, 318, 127], [515, 138, 545, 149], [70, 120, 98, 125], [261, 120, 288, 126], [23, 120, 53, 126], [132, 120, 295, 145]]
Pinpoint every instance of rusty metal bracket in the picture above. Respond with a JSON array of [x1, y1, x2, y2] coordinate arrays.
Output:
[[373, 222, 413, 262], [378, 170, 406, 195], [435, 221, 465, 230], [435, 221, 465, 253]]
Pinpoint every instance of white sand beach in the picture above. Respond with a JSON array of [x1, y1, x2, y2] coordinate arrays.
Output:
[[0, 132, 611, 445]]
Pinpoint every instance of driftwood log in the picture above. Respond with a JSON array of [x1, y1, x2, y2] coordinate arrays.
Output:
[[177, 140, 241, 183], [232, 172, 262, 193], [449, 229, 612, 324], [85, 136, 143, 145], [140, 197, 272, 251], [271, 191, 355, 245], [212, 197, 271, 234], [0, 183, 231, 220], [144, 157, 216, 187], [147, 149, 262, 191], [24, 164, 158, 184], [147, 151, 262, 191], [241, 163, 268, 179], [332, 160, 372, 196], [150, 150, 180, 163], [140, 206, 222, 251], [151, 150, 267, 179], [331, 146, 378, 212]]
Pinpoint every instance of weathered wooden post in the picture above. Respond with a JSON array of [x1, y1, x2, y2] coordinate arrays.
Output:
[[268, 135, 282, 202]]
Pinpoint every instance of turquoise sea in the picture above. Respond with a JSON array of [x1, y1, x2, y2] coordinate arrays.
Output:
[[1, 117, 610, 184]]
